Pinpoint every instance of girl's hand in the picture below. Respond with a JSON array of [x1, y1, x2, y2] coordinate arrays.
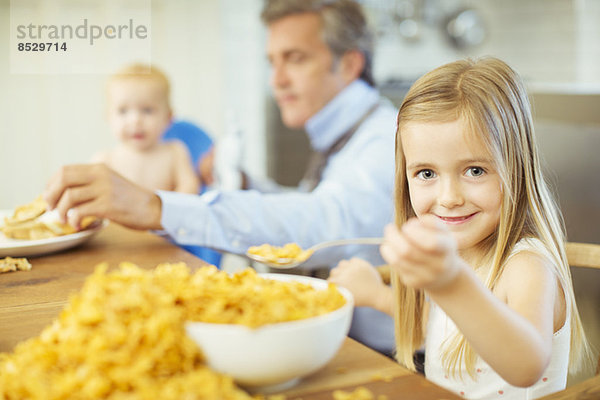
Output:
[[329, 258, 389, 310], [380, 215, 463, 291]]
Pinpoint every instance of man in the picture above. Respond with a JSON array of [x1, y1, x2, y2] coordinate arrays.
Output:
[[45, 0, 397, 356]]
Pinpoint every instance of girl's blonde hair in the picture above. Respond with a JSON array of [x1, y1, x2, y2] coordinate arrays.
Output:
[[393, 57, 590, 377]]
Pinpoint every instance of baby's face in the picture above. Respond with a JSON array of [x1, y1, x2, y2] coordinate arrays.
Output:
[[107, 79, 171, 152]]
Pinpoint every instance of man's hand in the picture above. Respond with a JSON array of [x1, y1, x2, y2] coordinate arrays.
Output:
[[44, 163, 163, 231]]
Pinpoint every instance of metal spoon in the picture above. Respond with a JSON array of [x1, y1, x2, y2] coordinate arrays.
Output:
[[246, 237, 384, 269]]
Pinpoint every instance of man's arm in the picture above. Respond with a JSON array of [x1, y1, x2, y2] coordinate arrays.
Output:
[[159, 134, 395, 262]]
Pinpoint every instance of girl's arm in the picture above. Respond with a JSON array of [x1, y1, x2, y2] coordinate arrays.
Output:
[[170, 142, 200, 194], [381, 217, 560, 387], [429, 253, 558, 387], [328, 258, 394, 315]]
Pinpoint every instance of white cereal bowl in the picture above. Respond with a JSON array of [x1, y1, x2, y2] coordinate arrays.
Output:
[[185, 273, 353, 392]]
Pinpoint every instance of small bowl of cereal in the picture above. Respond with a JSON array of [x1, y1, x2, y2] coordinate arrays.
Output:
[[185, 272, 353, 392]]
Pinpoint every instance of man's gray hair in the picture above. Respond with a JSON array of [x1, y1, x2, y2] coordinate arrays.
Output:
[[261, 0, 375, 87]]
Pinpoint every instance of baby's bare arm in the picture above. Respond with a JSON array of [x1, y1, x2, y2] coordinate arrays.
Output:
[[170, 142, 199, 194]]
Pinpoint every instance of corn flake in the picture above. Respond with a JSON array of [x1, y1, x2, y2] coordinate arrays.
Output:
[[247, 243, 313, 265]]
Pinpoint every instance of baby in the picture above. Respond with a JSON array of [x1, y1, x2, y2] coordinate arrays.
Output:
[[93, 64, 199, 194]]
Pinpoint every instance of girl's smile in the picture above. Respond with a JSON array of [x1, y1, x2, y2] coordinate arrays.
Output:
[[437, 212, 477, 225]]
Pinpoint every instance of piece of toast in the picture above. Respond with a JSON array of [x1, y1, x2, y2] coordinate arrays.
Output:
[[1, 197, 99, 240], [3, 196, 46, 226]]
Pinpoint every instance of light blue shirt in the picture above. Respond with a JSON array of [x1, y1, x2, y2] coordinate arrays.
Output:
[[158, 79, 397, 354]]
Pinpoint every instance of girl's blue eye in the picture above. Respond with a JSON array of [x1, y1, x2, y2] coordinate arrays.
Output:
[[466, 167, 485, 177], [417, 169, 436, 180], [142, 107, 154, 114]]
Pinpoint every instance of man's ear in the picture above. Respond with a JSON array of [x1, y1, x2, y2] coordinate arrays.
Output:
[[339, 49, 365, 84]]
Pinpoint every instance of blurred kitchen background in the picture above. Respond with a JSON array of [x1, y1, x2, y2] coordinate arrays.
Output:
[[1, 0, 599, 384]]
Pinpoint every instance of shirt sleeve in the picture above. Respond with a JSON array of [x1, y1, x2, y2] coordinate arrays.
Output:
[[158, 107, 396, 268]]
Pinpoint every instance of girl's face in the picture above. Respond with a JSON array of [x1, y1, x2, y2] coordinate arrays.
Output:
[[401, 118, 502, 255], [107, 79, 172, 152]]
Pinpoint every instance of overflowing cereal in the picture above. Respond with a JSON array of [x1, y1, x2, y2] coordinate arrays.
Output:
[[167, 263, 346, 327], [0, 263, 346, 399]]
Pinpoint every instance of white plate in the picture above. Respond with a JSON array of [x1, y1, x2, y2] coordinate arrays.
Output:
[[0, 210, 107, 258]]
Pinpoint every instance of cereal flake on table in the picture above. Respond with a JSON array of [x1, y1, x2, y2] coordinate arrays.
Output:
[[0, 257, 32, 273], [369, 373, 393, 382]]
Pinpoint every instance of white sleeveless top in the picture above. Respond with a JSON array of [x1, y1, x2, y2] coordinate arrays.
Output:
[[424, 239, 571, 400]]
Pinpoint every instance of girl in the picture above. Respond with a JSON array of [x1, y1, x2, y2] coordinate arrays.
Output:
[[330, 57, 591, 399]]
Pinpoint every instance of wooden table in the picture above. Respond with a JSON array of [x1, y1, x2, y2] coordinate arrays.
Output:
[[2, 224, 593, 399], [0, 223, 459, 398], [277, 338, 460, 399]]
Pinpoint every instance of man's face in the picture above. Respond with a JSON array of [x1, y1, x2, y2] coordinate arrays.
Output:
[[266, 13, 349, 128]]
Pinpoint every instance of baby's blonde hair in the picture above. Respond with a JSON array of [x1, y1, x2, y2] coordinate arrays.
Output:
[[393, 57, 591, 378], [107, 63, 171, 108]]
